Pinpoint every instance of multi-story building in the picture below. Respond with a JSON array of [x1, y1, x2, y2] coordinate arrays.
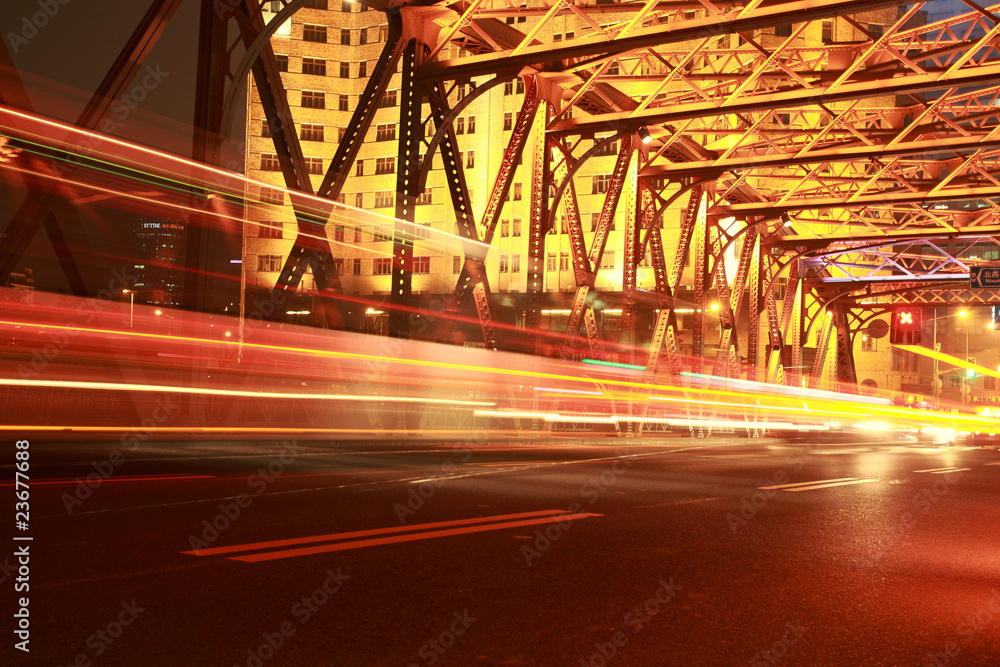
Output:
[[132, 216, 186, 307], [242, 3, 956, 395]]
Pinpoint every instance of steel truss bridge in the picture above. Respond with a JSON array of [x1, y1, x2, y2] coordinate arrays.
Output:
[[4, 0, 1000, 395]]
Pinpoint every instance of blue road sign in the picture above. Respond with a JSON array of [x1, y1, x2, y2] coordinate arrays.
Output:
[[971, 266, 1000, 289]]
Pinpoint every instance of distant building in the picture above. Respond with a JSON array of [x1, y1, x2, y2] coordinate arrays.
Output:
[[6, 267, 34, 290], [133, 217, 186, 307]]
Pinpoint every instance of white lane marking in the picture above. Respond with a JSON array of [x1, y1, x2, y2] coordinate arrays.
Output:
[[984, 462, 1000, 467], [914, 467, 965, 473], [928, 468, 971, 474], [758, 477, 857, 490], [783, 478, 880, 492]]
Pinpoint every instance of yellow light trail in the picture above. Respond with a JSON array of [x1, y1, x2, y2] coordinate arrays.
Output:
[[0, 377, 495, 407]]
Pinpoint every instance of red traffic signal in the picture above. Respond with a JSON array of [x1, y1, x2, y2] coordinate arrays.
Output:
[[891, 308, 922, 344]]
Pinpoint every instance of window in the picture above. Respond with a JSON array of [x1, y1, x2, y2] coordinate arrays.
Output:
[[359, 27, 368, 45], [516, 79, 524, 94], [334, 225, 346, 242], [986, 249, 999, 261], [355, 192, 364, 208], [504, 81, 513, 96], [338, 94, 349, 111], [275, 55, 288, 72], [466, 150, 475, 169], [594, 139, 618, 156], [261, 120, 272, 138], [774, 24, 792, 37], [501, 219, 510, 237], [601, 251, 615, 269], [354, 227, 363, 242], [414, 224, 431, 239], [499, 254, 508, 273], [260, 153, 280, 171], [358, 60, 367, 77], [339, 61, 350, 78], [341, 0, 351, 11], [373, 257, 392, 275], [503, 112, 513, 131], [546, 253, 556, 271], [565, 31, 574, 40], [553, 33, 562, 42], [374, 191, 394, 208], [341, 28, 351, 45], [416, 188, 432, 205], [257, 254, 282, 272], [468, 116, 476, 134], [456, 117, 465, 134], [352, 258, 362, 275], [302, 58, 326, 76], [301, 124, 324, 142], [413, 256, 430, 274], [379, 24, 389, 41], [987, 376, 997, 391], [868, 23, 884, 39], [303, 25, 327, 42], [333, 258, 344, 274], [456, 83, 467, 101], [511, 254, 520, 272], [356, 160, 364, 176], [590, 213, 601, 232], [512, 218, 521, 237], [861, 333, 876, 352], [305, 157, 323, 175], [453, 256, 463, 273], [259, 186, 284, 205], [513, 183, 522, 200], [376, 124, 396, 141], [379, 90, 397, 108], [593, 174, 611, 194], [301, 91, 325, 109], [822, 20, 833, 44], [607, 61, 619, 75], [258, 220, 282, 239], [375, 157, 395, 174], [305, 0, 328, 8], [559, 253, 569, 271]]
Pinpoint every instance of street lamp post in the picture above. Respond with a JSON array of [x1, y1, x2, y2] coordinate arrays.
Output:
[[123, 290, 134, 329], [927, 309, 968, 406]]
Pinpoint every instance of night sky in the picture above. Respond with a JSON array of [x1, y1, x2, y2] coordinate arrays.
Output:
[[1, 1, 246, 298]]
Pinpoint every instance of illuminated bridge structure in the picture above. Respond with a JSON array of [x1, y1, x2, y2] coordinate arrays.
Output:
[[5, 0, 1000, 407]]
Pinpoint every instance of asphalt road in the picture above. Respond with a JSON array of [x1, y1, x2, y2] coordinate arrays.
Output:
[[5, 433, 1000, 666]]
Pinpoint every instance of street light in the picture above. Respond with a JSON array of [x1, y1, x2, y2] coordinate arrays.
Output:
[[122, 289, 134, 329], [928, 309, 969, 406]]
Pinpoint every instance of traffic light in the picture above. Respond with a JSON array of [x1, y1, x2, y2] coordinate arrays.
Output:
[[890, 308, 922, 344], [966, 358, 977, 379]]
